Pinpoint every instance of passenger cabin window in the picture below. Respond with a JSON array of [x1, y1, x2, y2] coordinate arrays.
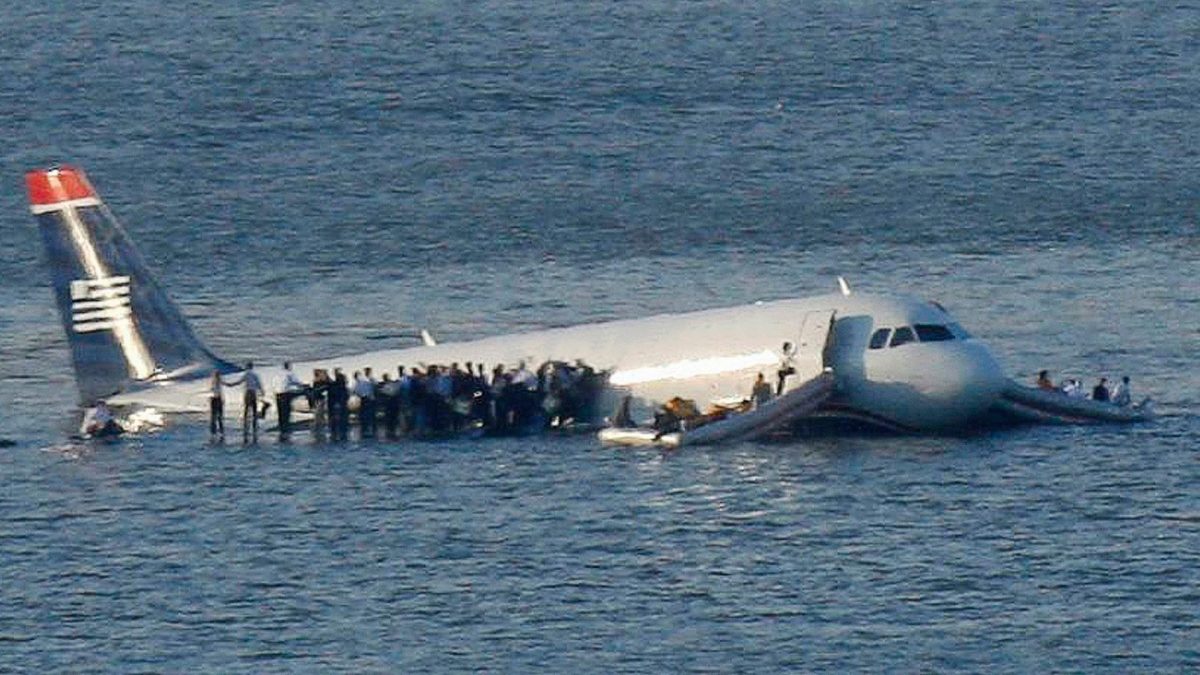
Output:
[[868, 328, 891, 350], [889, 326, 916, 348], [914, 324, 955, 342]]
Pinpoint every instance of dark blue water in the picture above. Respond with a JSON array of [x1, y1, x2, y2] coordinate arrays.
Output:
[[0, 2, 1197, 671]]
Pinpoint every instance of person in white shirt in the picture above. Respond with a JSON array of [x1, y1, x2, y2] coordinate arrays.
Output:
[[1062, 378, 1085, 399], [396, 365, 414, 434], [226, 361, 264, 443], [776, 341, 797, 395], [82, 400, 123, 438], [511, 360, 536, 390], [1111, 376, 1132, 406], [274, 361, 305, 439], [352, 369, 377, 437]]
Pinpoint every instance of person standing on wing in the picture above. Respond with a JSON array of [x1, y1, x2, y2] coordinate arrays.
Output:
[[328, 368, 350, 441], [209, 371, 226, 438], [226, 361, 264, 443], [776, 341, 797, 395], [274, 361, 305, 440], [353, 369, 377, 438]]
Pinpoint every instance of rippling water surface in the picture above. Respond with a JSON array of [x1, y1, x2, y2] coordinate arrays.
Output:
[[0, 1, 1196, 671]]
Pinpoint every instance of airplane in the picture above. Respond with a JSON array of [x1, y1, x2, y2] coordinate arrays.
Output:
[[27, 165, 1017, 434]]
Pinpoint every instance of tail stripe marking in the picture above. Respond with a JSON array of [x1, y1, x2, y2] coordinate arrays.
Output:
[[30, 197, 101, 215], [45, 172, 155, 378]]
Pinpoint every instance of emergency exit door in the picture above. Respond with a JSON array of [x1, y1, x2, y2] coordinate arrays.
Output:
[[794, 310, 836, 379]]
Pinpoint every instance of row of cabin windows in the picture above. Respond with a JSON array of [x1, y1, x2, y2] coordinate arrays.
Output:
[[868, 323, 965, 350]]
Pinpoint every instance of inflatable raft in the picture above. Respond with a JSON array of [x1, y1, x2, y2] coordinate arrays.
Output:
[[599, 371, 835, 448], [995, 380, 1153, 425]]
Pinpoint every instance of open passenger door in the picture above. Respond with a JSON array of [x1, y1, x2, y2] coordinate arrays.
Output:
[[793, 310, 836, 379]]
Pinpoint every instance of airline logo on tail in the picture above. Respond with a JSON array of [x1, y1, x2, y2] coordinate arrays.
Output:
[[70, 276, 133, 333]]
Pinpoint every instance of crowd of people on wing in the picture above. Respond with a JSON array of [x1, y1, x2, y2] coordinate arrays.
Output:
[[1035, 370, 1134, 406], [210, 359, 607, 443]]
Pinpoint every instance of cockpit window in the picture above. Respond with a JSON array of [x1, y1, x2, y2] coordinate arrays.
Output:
[[914, 324, 955, 342], [889, 326, 916, 348], [868, 328, 891, 350]]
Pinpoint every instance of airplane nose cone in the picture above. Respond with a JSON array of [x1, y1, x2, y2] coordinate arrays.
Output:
[[924, 342, 1006, 428], [850, 339, 1010, 431], [959, 343, 1007, 412]]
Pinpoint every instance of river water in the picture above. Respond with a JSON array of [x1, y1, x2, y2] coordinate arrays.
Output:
[[0, 2, 1196, 671]]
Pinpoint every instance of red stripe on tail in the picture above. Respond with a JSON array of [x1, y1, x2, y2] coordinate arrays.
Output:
[[25, 166, 98, 206]]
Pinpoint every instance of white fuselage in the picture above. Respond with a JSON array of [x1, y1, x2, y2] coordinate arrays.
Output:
[[111, 291, 1008, 431]]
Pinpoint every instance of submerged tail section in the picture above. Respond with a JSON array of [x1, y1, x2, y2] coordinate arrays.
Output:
[[26, 166, 232, 405]]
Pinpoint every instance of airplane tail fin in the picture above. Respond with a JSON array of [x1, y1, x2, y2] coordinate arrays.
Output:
[[26, 166, 233, 405]]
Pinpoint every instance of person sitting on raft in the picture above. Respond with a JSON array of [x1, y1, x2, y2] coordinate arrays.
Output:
[[1061, 378, 1085, 398], [1111, 376, 1133, 407], [1036, 370, 1055, 391], [654, 397, 703, 436], [83, 400, 123, 438], [752, 372, 774, 408]]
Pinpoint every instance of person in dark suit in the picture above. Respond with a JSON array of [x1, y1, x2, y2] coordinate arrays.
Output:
[[328, 368, 350, 441]]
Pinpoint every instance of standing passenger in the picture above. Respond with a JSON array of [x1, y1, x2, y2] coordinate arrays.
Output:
[[209, 371, 226, 438], [409, 367, 428, 436], [275, 361, 305, 440], [430, 365, 453, 433], [449, 363, 468, 431], [364, 367, 379, 437], [329, 368, 350, 441], [379, 373, 401, 440], [512, 360, 536, 391], [226, 361, 264, 443], [353, 370, 377, 438], [490, 365, 509, 434], [309, 369, 329, 442], [776, 341, 797, 395], [471, 363, 491, 428], [397, 365, 413, 435]]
